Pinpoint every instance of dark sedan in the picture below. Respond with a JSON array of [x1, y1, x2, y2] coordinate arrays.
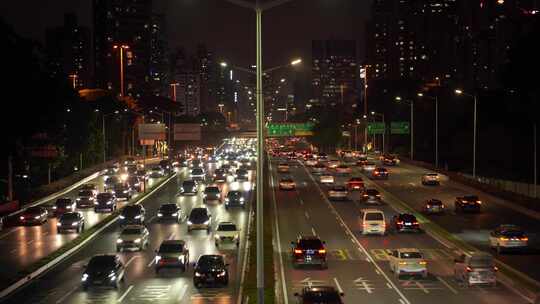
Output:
[[193, 255, 229, 287], [19, 206, 48, 225], [57, 212, 85, 233]]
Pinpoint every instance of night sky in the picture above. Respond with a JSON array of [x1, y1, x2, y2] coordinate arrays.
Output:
[[0, 0, 371, 68]]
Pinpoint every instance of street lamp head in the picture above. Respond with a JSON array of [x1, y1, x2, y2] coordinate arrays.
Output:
[[220, 62, 228, 68], [291, 58, 302, 66], [371, 111, 375, 115], [455, 89, 463, 95], [395, 96, 402, 101], [363, 114, 367, 119], [280, 78, 286, 83], [114, 110, 119, 114], [122, 45, 129, 49], [417, 93, 424, 97]]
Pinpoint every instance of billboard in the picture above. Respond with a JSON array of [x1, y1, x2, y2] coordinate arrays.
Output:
[[138, 124, 166, 140], [174, 123, 202, 141]]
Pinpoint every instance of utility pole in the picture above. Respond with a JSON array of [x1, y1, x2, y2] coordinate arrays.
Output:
[[8, 155, 13, 201], [535, 123, 537, 198]]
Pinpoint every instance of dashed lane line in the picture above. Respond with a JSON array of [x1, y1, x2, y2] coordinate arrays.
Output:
[[117, 285, 134, 303]]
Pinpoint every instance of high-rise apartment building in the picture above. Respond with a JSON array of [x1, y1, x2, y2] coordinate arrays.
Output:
[[176, 71, 201, 117]]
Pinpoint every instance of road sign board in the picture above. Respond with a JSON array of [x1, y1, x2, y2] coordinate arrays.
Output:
[[139, 124, 166, 140], [174, 123, 201, 141], [367, 122, 385, 135], [391, 121, 410, 134], [267, 122, 314, 137]]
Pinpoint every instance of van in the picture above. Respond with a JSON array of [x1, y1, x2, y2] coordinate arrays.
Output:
[[360, 209, 386, 235]]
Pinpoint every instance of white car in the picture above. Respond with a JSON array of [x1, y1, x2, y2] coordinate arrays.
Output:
[[320, 175, 335, 185], [190, 168, 206, 180], [389, 248, 428, 278], [279, 178, 296, 190], [305, 158, 318, 166], [335, 165, 352, 175], [421, 173, 440, 185], [116, 225, 150, 252], [489, 225, 528, 253], [328, 186, 348, 200], [214, 221, 240, 248], [360, 209, 386, 235]]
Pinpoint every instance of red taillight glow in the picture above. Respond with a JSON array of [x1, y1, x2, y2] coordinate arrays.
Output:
[[466, 266, 473, 272], [294, 249, 302, 254], [318, 249, 326, 254]]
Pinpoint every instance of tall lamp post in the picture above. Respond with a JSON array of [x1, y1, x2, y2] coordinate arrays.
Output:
[[395, 96, 414, 160], [222, 1, 297, 302], [455, 89, 478, 177], [418, 92, 439, 168], [113, 44, 129, 97], [170, 83, 179, 102], [371, 111, 386, 154], [98, 110, 120, 163]]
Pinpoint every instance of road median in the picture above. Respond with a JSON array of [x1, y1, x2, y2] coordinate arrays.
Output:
[[0, 171, 177, 301]]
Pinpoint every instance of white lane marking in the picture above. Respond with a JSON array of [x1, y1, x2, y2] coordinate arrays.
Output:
[[147, 257, 155, 268], [304, 212, 310, 220], [300, 163, 411, 304], [176, 284, 188, 303], [0, 227, 22, 240], [375, 269, 381, 275], [237, 184, 255, 304], [55, 284, 78, 304], [269, 161, 289, 304], [168, 232, 176, 240], [311, 227, 317, 236], [386, 283, 392, 289], [333, 278, 343, 295], [437, 276, 458, 294], [399, 299, 407, 304], [117, 285, 134, 302], [299, 198, 304, 205], [125, 255, 138, 268]]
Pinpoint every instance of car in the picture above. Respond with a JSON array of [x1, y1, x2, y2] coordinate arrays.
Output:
[[203, 185, 222, 204], [381, 154, 400, 166], [157, 203, 185, 222], [193, 255, 229, 287], [187, 207, 212, 233], [328, 185, 348, 201], [361, 162, 376, 172], [311, 162, 327, 175], [94, 192, 117, 213], [361, 189, 382, 204], [319, 174, 335, 185], [57, 212, 85, 233], [104, 176, 120, 190], [112, 183, 133, 200], [103, 166, 118, 177], [305, 157, 318, 167], [149, 166, 165, 178], [54, 198, 76, 216], [356, 157, 369, 167], [81, 255, 125, 290], [159, 160, 172, 173], [454, 252, 497, 287], [214, 221, 240, 248], [422, 173, 440, 185], [279, 178, 296, 190], [455, 195, 482, 212], [118, 205, 145, 226], [422, 199, 445, 214], [80, 183, 98, 196], [224, 191, 246, 209], [371, 167, 389, 179], [124, 164, 138, 176], [277, 163, 290, 173], [175, 157, 188, 168], [317, 153, 329, 161], [124, 157, 137, 166], [180, 180, 198, 195], [155, 240, 190, 274], [392, 213, 420, 232], [116, 224, 149, 251], [339, 150, 354, 158], [220, 164, 232, 174], [326, 160, 340, 169], [135, 169, 149, 181], [213, 168, 227, 182], [346, 177, 364, 191], [76, 190, 96, 208], [335, 164, 352, 175], [291, 235, 327, 269], [190, 159, 203, 168], [234, 168, 249, 181], [294, 286, 344, 304], [19, 206, 48, 225], [360, 209, 386, 235], [489, 224, 528, 253], [127, 176, 143, 192], [388, 248, 428, 278], [190, 168, 206, 180]]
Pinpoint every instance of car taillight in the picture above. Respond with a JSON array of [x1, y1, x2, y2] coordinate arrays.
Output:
[[294, 249, 302, 254], [466, 266, 473, 272], [521, 237, 529, 241], [419, 261, 427, 265], [397, 221, 404, 225], [493, 266, 498, 271], [318, 249, 326, 254], [477, 200, 482, 204]]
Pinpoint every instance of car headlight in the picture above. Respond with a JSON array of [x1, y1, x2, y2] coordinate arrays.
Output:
[[195, 272, 202, 277], [82, 273, 88, 282], [72, 222, 78, 226], [76, 198, 81, 201], [119, 215, 125, 219], [35, 216, 40, 219], [117, 239, 123, 243], [178, 255, 185, 263], [134, 238, 141, 243], [52, 206, 57, 210], [106, 201, 112, 205], [134, 215, 141, 219], [217, 270, 226, 277], [225, 198, 230, 202], [214, 234, 221, 240], [155, 255, 162, 262], [56, 222, 61, 226], [234, 234, 239, 240], [203, 220, 210, 225], [123, 190, 128, 193], [171, 213, 178, 216], [157, 213, 163, 217], [240, 197, 245, 202], [187, 221, 193, 225]]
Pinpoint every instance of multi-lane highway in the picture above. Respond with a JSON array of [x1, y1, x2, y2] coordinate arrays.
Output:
[[271, 156, 531, 304], [356, 158, 540, 283], [1, 151, 253, 304], [0, 161, 164, 289]]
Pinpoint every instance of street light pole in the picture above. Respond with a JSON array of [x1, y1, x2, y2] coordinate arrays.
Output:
[[113, 44, 129, 97], [411, 100, 414, 160], [535, 123, 537, 198], [455, 89, 478, 177]]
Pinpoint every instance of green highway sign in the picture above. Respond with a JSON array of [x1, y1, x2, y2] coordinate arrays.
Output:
[[367, 122, 385, 135], [267, 122, 314, 137], [391, 121, 410, 134]]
